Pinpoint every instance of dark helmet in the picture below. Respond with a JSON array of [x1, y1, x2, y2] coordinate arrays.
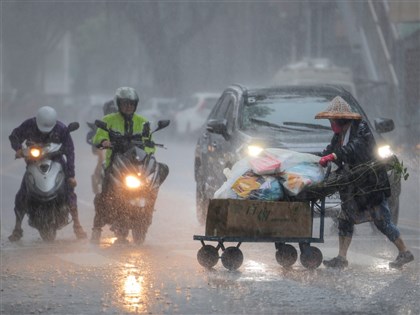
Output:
[[114, 87, 139, 116], [103, 99, 118, 116]]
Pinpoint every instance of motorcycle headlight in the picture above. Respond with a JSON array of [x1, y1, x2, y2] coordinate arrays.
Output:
[[125, 175, 141, 189], [247, 145, 264, 157], [377, 145, 394, 159], [30, 147, 41, 158]]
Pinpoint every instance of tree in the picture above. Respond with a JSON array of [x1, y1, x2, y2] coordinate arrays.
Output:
[[111, 2, 219, 97], [2, 2, 97, 107]]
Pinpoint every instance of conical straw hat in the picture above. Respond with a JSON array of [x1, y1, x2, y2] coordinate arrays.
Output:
[[315, 96, 362, 120]]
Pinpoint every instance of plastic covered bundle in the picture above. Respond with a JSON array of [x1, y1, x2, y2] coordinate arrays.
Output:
[[261, 148, 324, 196], [214, 157, 252, 199], [231, 171, 262, 198], [280, 162, 325, 196], [229, 172, 284, 200], [214, 148, 325, 199], [249, 152, 282, 175], [264, 148, 321, 170], [248, 176, 284, 201]]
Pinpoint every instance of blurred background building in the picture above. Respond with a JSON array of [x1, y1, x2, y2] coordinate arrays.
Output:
[[2, 1, 419, 145]]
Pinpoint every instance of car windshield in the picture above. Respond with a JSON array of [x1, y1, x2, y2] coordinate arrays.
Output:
[[240, 93, 360, 133]]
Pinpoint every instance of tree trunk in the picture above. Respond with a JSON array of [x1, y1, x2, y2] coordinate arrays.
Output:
[[145, 43, 182, 97]]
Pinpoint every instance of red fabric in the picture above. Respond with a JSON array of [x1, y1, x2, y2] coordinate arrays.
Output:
[[319, 153, 336, 167], [330, 120, 342, 133]]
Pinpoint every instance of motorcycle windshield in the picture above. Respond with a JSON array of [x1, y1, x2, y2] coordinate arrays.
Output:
[[132, 147, 147, 162]]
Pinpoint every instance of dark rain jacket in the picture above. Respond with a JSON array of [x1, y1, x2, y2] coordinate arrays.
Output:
[[9, 118, 76, 178], [322, 120, 391, 207]]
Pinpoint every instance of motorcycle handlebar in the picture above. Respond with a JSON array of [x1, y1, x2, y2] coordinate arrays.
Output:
[[94, 119, 168, 150]]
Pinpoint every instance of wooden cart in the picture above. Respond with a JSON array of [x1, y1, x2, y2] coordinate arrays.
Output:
[[193, 196, 327, 271]]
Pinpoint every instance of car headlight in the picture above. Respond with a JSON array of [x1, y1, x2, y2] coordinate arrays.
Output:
[[247, 145, 264, 157], [377, 145, 394, 159], [125, 175, 141, 189]]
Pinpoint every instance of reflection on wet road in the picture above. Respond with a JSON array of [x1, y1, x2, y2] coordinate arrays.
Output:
[[1, 137, 419, 314]]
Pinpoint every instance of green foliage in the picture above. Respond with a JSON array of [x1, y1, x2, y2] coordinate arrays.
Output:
[[392, 159, 410, 181]]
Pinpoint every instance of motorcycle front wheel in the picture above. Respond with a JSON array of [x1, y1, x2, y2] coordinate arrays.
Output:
[[132, 228, 146, 245], [132, 205, 154, 245]]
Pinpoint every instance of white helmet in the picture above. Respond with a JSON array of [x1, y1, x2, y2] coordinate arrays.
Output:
[[114, 87, 139, 112], [36, 106, 57, 133]]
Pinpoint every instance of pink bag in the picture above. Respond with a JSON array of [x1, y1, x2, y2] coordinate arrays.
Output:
[[250, 153, 281, 175]]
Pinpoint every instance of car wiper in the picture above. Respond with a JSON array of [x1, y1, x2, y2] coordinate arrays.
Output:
[[283, 121, 331, 130], [249, 118, 306, 132]]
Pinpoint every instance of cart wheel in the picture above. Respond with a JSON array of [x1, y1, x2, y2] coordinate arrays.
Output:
[[300, 246, 323, 269], [197, 245, 219, 269], [221, 247, 243, 271], [275, 244, 298, 267]]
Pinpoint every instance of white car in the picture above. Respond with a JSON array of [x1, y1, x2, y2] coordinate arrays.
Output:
[[174, 92, 220, 135], [141, 97, 179, 123]]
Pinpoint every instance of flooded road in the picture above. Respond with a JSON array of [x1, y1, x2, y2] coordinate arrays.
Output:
[[1, 124, 419, 314]]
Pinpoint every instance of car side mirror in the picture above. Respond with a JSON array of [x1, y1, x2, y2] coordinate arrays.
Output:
[[67, 122, 80, 132], [206, 119, 230, 141], [374, 118, 394, 133]]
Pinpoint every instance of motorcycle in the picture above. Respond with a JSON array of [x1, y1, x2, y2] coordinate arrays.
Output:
[[94, 119, 170, 244], [22, 122, 79, 241]]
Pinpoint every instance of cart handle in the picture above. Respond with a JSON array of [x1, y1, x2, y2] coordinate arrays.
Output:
[[324, 161, 332, 180]]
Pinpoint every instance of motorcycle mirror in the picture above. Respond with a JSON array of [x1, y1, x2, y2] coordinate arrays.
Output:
[[155, 120, 170, 132], [86, 121, 96, 129], [68, 122, 80, 132], [95, 120, 108, 131]]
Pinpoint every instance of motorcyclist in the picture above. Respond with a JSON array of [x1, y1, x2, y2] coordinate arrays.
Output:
[[90, 87, 168, 243], [316, 96, 414, 269], [86, 99, 118, 147], [8, 106, 87, 241], [86, 100, 118, 194], [102, 99, 118, 116]]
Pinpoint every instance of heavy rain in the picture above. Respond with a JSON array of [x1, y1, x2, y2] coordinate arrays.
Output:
[[1, 2, 419, 314]]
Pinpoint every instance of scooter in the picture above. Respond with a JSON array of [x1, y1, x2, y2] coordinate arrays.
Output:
[[94, 119, 170, 244], [23, 122, 79, 241]]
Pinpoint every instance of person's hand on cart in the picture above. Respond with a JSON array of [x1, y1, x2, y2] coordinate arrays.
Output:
[[319, 153, 336, 167]]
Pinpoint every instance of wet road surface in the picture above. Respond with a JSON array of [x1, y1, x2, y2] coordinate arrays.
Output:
[[1, 126, 419, 314]]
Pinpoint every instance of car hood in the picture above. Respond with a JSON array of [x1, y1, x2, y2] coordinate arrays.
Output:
[[239, 129, 331, 154]]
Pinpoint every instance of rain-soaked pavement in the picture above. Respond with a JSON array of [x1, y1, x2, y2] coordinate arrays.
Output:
[[1, 123, 419, 314]]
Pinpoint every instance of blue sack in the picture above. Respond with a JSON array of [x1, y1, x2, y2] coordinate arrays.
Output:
[[249, 176, 284, 201]]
